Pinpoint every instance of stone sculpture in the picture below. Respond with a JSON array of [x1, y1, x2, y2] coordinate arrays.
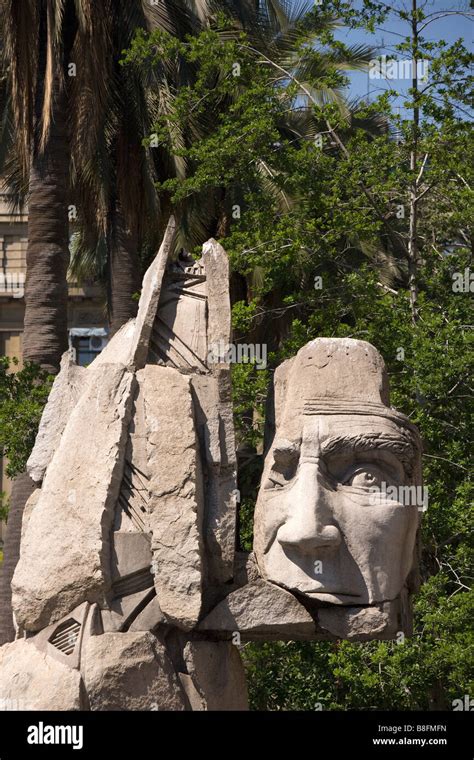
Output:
[[253, 339, 422, 607], [0, 218, 422, 710]]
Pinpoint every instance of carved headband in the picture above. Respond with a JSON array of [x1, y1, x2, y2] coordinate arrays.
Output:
[[302, 398, 420, 441]]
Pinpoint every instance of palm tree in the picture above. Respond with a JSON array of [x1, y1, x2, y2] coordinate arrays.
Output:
[[0, 0, 77, 374], [0, 0, 188, 358]]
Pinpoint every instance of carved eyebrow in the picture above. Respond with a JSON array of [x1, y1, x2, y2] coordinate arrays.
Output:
[[320, 433, 414, 463]]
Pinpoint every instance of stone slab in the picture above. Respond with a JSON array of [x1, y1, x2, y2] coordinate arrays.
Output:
[[142, 365, 204, 630], [82, 632, 186, 711], [12, 364, 135, 631]]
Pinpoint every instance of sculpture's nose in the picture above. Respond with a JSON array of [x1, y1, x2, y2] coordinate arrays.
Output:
[[277, 459, 341, 554]]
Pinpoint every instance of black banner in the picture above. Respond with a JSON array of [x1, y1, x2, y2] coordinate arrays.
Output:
[[0, 710, 471, 758]]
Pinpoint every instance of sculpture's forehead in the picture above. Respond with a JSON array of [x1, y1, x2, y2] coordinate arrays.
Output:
[[277, 414, 407, 446]]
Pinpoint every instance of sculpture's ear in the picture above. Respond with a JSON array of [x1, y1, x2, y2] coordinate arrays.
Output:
[[263, 357, 295, 458]]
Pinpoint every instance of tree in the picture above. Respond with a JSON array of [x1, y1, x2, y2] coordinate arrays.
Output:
[[2, 1, 289, 352], [123, 6, 378, 251], [328, 0, 473, 323], [225, 4, 473, 709], [1, 0, 77, 373]]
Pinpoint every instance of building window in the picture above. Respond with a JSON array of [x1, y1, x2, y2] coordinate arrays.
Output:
[[69, 329, 108, 367]]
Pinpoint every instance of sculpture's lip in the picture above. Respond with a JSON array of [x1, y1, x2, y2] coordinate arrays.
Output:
[[275, 579, 363, 597], [302, 589, 362, 597]]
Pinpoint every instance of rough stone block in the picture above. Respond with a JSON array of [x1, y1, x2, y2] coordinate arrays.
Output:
[[12, 364, 135, 631], [0, 639, 85, 710], [26, 352, 87, 483], [82, 632, 186, 711], [142, 365, 204, 629]]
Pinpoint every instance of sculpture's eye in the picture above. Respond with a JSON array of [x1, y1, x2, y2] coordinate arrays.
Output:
[[265, 440, 299, 489], [343, 465, 385, 489]]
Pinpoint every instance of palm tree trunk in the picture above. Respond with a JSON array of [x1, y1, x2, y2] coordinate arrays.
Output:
[[22, 7, 71, 374], [0, 474, 37, 644], [108, 204, 140, 336]]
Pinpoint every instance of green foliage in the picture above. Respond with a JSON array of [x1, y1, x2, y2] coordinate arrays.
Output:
[[232, 360, 270, 450], [230, 94, 473, 705], [0, 358, 52, 479], [221, 4, 472, 711], [123, 12, 378, 250]]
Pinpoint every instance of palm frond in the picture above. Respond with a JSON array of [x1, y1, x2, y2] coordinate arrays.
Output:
[[255, 159, 293, 212], [1, 0, 39, 174]]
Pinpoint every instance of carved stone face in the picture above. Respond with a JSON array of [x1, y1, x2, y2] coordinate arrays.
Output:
[[254, 339, 421, 606]]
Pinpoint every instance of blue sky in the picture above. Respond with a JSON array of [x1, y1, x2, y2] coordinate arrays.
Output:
[[306, 0, 473, 115]]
